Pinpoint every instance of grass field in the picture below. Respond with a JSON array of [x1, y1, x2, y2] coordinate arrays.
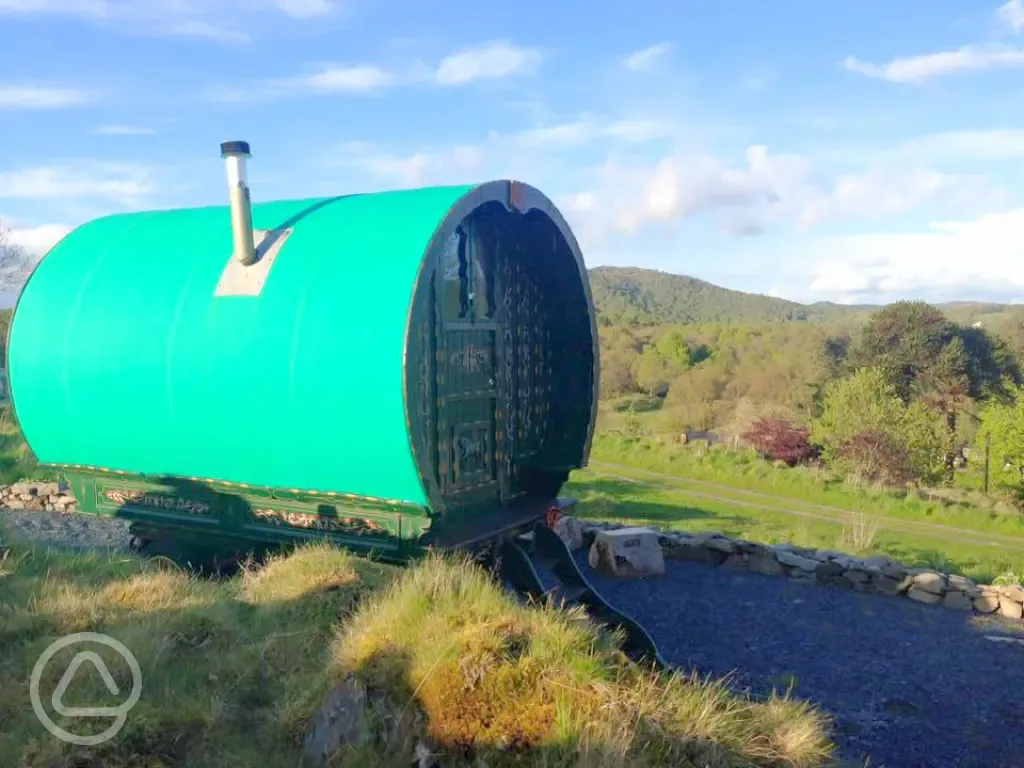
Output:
[[0, 541, 837, 767], [572, 434, 1024, 584]]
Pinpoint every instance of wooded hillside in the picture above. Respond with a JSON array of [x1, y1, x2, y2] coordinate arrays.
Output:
[[588, 266, 1024, 330]]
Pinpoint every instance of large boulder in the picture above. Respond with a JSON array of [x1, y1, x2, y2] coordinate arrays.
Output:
[[588, 527, 665, 578]]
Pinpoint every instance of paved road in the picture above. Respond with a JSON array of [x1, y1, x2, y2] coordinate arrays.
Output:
[[589, 460, 1024, 553]]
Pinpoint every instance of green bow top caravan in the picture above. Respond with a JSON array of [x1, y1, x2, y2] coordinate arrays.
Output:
[[7, 141, 600, 561]]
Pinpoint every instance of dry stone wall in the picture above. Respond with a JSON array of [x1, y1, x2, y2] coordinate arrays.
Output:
[[3, 480, 1021, 625], [577, 520, 1024, 624], [0, 481, 76, 512]]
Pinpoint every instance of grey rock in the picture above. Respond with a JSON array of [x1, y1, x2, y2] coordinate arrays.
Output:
[[912, 571, 947, 595], [947, 574, 977, 593], [881, 562, 910, 580], [862, 555, 894, 568], [589, 528, 665, 578], [974, 594, 1000, 614], [303, 676, 369, 767], [998, 595, 1024, 620], [943, 591, 973, 611], [874, 574, 913, 596], [998, 584, 1024, 603], [689, 531, 725, 546], [812, 548, 847, 562], [706, 536, 738, 554], [775, 549, 818, 571], [907, 587, 943, 605], [816, 561, 845, 580]]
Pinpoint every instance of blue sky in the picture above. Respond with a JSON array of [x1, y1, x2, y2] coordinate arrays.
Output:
[[3, 0, 1024, 306]]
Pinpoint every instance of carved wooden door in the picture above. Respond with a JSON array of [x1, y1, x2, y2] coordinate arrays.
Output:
[[436, 224, 501, 507]]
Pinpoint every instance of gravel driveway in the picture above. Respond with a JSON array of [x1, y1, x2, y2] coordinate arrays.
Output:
[[575, 551, 1024, 768]]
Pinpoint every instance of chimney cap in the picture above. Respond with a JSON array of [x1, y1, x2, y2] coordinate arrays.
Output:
[[220, 140, 251, 158]]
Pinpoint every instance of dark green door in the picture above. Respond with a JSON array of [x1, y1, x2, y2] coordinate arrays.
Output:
[[436, 223, 501, 508]]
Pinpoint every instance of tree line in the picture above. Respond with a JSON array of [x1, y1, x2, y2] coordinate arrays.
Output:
[[599, 300, 1024, 497]]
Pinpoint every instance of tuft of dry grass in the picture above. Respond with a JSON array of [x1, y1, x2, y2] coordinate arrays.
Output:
[[993, 569, 1022, 587], [324, 552, 837, 767], [837, 511, 880, 554]]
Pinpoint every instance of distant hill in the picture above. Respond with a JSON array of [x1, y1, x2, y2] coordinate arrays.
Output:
[[587, 266, 1024, 327], [587, 267, 869, 326]]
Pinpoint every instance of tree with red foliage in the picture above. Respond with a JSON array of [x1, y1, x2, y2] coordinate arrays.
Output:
[[742, 418, 816, 466]]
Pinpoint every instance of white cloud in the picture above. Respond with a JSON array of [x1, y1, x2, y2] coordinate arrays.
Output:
[[843, 45, 1024, 83], [845, 4, 1024, 83], [433, 41, 543, 86], [797, 164, 1005, 228], [0, 0, 339, 43], [800, 207, 1024, 303], [564, 146, 815, 248], [497, 117, 672, 149], [269, 64, 395, 93], [328, 142, 484, 188], [0, 85, 95, 110], [0, 163, 158, 204], [326, 113, 673, 193], [211, 41, 543, 102], [4, 222, 73, 256], [91, 124, 157, 135], [550, 139, 1011, 254], [623, 42, 673, 73], [897, 129, 1024, 160], [997, 0, 1024, 33]]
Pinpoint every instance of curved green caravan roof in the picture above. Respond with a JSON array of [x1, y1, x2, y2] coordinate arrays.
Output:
[[9, 181, 591, 507]]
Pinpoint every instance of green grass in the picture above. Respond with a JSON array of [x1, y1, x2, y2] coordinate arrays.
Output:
[[566, 470, 1024, 583], [0, 418, 54, 484], [0, 542, 838, 767], [590, 433, 1024, 540]]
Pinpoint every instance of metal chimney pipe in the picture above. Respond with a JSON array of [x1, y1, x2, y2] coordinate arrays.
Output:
[[220, 140, 257, 266]]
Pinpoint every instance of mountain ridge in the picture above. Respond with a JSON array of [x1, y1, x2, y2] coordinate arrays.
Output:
[[586, 266, 1021, 326]]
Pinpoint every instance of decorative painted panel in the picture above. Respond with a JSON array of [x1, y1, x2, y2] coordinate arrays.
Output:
[[445, 328, 496, 396], [452, 421, 494, 487], [496, 223, 553, 470]]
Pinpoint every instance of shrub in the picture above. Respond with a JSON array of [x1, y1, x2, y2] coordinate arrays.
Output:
[[742, 418, 816, 467], [833, 430, 913, 486], [812, 367, 945, 484]]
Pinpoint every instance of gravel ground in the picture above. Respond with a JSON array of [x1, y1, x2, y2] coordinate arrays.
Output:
[[5, 508, 1024, 767], [0, 508, 132, 552], [575, 551, 1024, 768]]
